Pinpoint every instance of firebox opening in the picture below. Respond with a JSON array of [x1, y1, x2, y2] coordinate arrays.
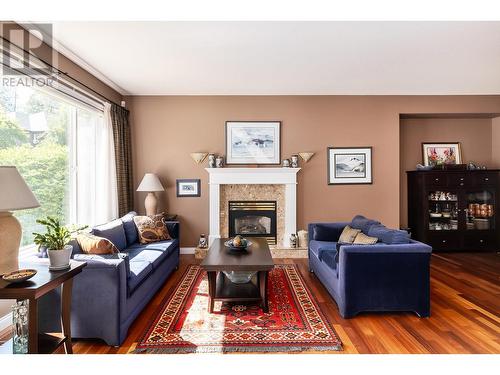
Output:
[[228, 201, 277, 245]]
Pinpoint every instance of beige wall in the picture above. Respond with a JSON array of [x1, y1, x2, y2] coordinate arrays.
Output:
[[127, 95, 500, 246], [399, 118, 494, 228]]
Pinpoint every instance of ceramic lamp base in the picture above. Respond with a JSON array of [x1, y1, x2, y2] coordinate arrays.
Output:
[[0, 211, 21, 275], [144, 192, 158, 216]]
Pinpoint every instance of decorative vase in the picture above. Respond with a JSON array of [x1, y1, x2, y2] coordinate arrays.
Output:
[[297, 230, 308, 248], [289, 233, 297, 248], [12, 300, 29, 354], [198, 234, 208, 248], [216, 156, 224, 168], [208, 154, 216, 168], [291, 154, 299, 168], [47, 244, 73, 270], [282, 159, 290, 167]]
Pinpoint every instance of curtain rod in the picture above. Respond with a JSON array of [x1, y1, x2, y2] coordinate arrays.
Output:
[[0, 36, 127, 111]]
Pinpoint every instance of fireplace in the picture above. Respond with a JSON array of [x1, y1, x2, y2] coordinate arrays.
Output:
[[228, 201, 277, 245]]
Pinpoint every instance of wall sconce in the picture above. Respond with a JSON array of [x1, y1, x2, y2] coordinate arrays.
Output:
[[298, 152, 315, 163], [190, 152, 208, 164]]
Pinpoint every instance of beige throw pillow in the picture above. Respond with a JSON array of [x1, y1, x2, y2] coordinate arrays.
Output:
[[338, 225, 361, 244], [353, 232, 378, 245], [77, 233, 119, 254], [133, 213, 171, 244]]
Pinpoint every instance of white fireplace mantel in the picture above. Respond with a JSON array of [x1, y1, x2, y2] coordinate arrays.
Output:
[[206, 168, 300, 245]]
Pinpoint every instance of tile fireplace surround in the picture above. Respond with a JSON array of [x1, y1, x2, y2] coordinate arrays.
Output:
[[206, 168, 300, 248]]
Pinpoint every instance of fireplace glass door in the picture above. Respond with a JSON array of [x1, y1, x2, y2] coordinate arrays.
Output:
[[229, 201, 277, 245]]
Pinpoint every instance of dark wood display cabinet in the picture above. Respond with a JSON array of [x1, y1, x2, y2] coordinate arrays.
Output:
[[407, 170, 500, 252]]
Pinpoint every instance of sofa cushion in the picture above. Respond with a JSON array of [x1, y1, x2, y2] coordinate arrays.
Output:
[[367, 225, 410, 244], [312, 224, 343, 241], [121, 211, 138, 245], [92, 219, 127, 251], [133, 213, 172, 244], [350, 215, 381, 234], [320, 251, 338, 275], [128, 260, 154, 293], [353, 232, 378, 245], [338, 225, 361, 244], [76, 233, 119, 254], [309, 240, 338, 260], [124, 239, 178, 269]]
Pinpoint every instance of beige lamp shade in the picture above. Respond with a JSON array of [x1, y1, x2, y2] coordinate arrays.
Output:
[[0, 166, 40, 211], [137, 173, 165, 192]]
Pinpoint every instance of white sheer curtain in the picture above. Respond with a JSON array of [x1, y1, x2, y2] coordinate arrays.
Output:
[[96, 102, 119, 223], [74, 102, 119, 226]]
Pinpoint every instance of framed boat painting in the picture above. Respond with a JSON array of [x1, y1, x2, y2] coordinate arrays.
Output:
[[327, 147, 373, 185], [225, 121, 281, 165]]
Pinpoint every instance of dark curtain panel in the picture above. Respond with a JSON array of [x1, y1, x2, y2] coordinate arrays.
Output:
[[110, 104, 134, 216]]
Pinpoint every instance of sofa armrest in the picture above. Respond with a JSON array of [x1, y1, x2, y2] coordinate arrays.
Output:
[[308, 222, 350, 243], [340, 241, 432, 255], [165, 220, 180, 240]]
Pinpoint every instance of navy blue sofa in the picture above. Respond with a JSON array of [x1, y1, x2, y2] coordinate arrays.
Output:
[[308, 215, 431, 318], [39, 212, 180, 346]]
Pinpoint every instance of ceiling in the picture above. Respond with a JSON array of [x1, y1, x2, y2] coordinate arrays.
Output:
[[47, 21, 500, 96]]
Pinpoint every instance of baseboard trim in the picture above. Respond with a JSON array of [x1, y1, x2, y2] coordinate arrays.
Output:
[[180, 247, 195, 254], [0, 312, 12, 334]]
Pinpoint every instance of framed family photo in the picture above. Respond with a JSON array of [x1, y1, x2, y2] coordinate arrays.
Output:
[[327, 147, 373, 185], [225, 121, 281, 165], [422, 142, 462, 167], [176, 179, 201, 197]]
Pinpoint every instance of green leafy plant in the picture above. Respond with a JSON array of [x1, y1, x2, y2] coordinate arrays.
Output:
[[33, 216, 87, 250]]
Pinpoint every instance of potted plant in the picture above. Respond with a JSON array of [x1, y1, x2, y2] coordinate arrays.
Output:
[[33, 217, 87, 270]]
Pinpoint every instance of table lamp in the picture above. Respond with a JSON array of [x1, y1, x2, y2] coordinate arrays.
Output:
[[0, 166, 40, 275], [137, 173, 165, 216]]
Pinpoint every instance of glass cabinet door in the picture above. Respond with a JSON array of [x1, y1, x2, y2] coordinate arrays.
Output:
[[465, 190, 495, 231], [427, 190, 459, 231]]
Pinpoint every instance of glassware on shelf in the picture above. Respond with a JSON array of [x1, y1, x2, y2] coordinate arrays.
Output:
[[12, 300, 29, 354]]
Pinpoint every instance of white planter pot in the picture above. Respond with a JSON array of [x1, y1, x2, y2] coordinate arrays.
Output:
[[47, 245, 73, 269]]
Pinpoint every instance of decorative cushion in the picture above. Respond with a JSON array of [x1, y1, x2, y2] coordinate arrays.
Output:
[[338, 225, 361, 244], [312, 224, 341, 241], [133, 213, 172, 244], [353, 232, 378, 245], [367, 225, 411, 244], [121, 211, 138, 245], [76, 233, 119, 255], [350, 215, 381, 234], [92, 219, 127, 251]]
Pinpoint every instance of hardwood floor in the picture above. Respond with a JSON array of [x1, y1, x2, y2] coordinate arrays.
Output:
[[2, 253, 499, 354]]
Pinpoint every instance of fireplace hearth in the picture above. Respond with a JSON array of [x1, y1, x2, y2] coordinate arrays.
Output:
[[229, 201, 277, 245]]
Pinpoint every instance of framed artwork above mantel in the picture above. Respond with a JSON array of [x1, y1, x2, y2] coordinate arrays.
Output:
[[225, 121, 281, 165]]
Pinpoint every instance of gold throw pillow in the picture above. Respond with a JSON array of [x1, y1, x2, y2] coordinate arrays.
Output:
[[133, 213, 171, 244], [338, 225, 361, 244], [353, 232, 378, 245], [77, 233, 119, 254]]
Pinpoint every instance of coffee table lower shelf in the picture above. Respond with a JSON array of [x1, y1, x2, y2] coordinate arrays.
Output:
[[207, 271, 269, 313], [0, 333, 67, 354]]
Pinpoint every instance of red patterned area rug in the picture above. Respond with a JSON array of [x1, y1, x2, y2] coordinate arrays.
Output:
[[134, 264, 342, 353]]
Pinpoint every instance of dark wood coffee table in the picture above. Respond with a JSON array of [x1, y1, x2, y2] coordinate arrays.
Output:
[[200, 237, 274, 313]]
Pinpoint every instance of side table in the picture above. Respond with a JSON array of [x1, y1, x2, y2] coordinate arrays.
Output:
[[0, 261, 86, 354]]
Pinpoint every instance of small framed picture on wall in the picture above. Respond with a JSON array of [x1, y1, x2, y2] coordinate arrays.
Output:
[[176, 179, 201, 197], [327, 147, 373, 185]]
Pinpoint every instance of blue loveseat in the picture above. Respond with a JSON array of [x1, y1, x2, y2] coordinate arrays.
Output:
[[308, 215, 432, 318], [39, 212, 180, 346]]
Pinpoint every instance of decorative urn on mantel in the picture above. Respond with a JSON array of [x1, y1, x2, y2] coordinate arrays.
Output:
[[205, 167, 301, 248]]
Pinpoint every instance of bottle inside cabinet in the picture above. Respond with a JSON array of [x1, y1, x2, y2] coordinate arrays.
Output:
[[428, 191, 458, 231], [466, 190, 495, 230]]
